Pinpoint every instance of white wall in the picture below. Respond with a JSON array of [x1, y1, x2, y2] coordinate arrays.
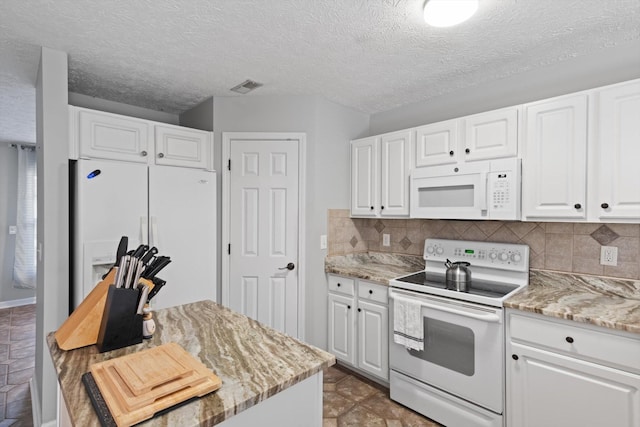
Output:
[[0, 144, 37, 303], [68, 92, 180, 125], [370, 39, 640, 134], [213, 95, 368, 348], [307, 98, 369, 349], [35, 47, 69, 425]]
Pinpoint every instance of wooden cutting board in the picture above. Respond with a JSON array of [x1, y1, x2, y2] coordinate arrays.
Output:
[[90, 342, 221, 426]]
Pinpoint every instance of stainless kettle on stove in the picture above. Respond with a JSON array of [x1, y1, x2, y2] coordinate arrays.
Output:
[[445, 259, 471, 292]]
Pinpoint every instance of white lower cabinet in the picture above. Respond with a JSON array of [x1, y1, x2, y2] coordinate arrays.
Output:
[[506, 310, 640, 427], [327, 275, 389, 382]]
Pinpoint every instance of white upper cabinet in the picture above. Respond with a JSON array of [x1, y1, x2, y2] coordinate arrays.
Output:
[[351, 130, 412, 218], [380, 130, 412, 217], [70, 106, 214, 170], [415, 119, 458, 167], [76, 108, 151, 163], [414, 107, 518, 168], [522, 94, 588, 220], [351, 137, 379, 216], [589, 80, 640, 222], [462, 107, 518, 161], [154, 124, 212, 169]]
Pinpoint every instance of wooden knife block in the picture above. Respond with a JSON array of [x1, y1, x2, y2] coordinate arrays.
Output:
[[55, 269, 154, 351]]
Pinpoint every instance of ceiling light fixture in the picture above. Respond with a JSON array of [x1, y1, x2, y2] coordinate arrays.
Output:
[[423, 0, 479, 27]]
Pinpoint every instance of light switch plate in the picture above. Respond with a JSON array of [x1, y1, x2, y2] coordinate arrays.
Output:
[[383, 234, 390, 247], [600, 246, 618, 266], [320, 234, 327, 250]]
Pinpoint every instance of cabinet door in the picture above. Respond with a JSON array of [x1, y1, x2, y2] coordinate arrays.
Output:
[[522, 95, 588, 220], [328, 293, 355, 365], [78, 109, 151, 163], [380, 130, 411, 217], [154, 125, 212, 169], [590, 81, 640, 222], [357, 300, 388, 381], [414, 119, 458, 167], [463, 107, 518, 161], [508, 342, 640, 427], [351, 137, 379, 216]]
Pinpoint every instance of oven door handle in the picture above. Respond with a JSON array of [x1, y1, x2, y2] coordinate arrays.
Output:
[[390, 292, 501, 323]]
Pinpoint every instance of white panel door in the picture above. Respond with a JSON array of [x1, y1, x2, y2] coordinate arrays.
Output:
[[154, 125, 212, 169], [229, 140, 299, 336], [508, 343, 640, 427], [350, 137, 378, 216], [380, 130, 411, 217], [357, 300, 388, 380], [414, 119, 458, 167], [77, 109, 151, 163], [522, 95, 588, 220], [148, 166, 216, 309], [463, 107, 518, 161], [591, 81, 640, 222], [328, 293, 355, 365]]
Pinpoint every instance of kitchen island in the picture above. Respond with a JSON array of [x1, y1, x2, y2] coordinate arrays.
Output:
[[48, 300, 335, 426]]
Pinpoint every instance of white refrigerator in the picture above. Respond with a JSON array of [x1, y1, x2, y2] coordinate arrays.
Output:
[[71, 158, 216, 310]]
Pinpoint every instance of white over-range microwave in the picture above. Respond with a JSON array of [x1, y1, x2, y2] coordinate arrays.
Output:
[[410, 157, 521, 220]]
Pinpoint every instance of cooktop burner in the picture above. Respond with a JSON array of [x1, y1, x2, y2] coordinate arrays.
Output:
[[396, 271, 519, 299]]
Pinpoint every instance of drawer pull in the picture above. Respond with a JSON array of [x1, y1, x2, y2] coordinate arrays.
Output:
[[347, 305, 351, 309], [566, 336, 574, 344], [512, 354, 519, 361], [337, 283, 341, 287], [369, 290, 373, 295], [357, 308, 361, 312]]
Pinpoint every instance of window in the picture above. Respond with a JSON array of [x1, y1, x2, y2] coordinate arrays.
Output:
[[13, 145, 37, 289]]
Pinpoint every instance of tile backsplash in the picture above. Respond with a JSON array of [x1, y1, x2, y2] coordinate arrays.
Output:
[[327, 209, 640, 280]]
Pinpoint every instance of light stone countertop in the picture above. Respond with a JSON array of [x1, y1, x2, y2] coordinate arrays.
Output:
[[504, 269, 640, 334], [325, 252, 424, 285], [326, 253, 640, 334], [47, 300, 335, 426]]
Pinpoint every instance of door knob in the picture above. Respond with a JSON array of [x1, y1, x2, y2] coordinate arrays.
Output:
[[279, 262, 295, 271]]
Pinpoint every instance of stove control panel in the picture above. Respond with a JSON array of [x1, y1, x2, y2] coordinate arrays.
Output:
[[424, 238, 529, 272]]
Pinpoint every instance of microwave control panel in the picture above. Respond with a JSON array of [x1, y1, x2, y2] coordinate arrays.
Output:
[[488, 171, 515, 213]]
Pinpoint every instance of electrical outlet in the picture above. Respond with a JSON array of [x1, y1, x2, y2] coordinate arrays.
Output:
[[8, 225, 17, 235], [383, 233, 391, 247], [600, 246, 618, 266], [320, 234, 327, 250]]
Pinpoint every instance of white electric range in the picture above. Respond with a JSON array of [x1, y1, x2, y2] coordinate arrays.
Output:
[[389, 238, 530, 427]]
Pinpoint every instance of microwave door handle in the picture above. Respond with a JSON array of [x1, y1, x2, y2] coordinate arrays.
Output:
[[479, 172, 488, 211]]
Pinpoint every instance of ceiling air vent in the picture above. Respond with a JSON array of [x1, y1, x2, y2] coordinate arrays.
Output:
[[230, 79, 263, 94]]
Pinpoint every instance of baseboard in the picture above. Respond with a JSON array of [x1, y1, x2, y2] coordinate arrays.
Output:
[[30, 377, 42, 427], [0, 297, 36, 309]]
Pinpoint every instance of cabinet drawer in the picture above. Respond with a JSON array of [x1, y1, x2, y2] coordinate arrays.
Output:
[[328, 275, 355, 296], [509, 313, 640, 373], [358, 281, 388, 305]]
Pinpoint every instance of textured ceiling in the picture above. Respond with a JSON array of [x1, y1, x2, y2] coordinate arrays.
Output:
[[1, 0, 640, 144]]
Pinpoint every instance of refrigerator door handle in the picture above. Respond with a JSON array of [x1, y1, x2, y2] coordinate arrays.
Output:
[[151, 216, 159, 247], [140, 216, 148, 245]]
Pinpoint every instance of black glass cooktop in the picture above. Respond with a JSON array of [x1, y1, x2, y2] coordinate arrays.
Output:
[[395, 271, 518, 299]]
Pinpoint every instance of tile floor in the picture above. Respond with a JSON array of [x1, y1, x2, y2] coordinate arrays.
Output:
[[1, 305, 440, 427], [323, 364, 442, 427], [0, 304, 35, 427]]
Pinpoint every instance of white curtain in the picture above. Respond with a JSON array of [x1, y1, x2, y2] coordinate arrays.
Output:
[[13, 146, 37, 289]]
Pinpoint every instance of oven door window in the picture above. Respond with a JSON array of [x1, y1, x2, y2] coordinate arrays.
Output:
[[408, 317, 475, 376]]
